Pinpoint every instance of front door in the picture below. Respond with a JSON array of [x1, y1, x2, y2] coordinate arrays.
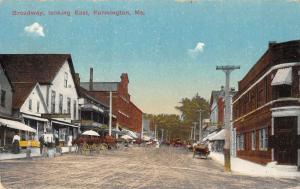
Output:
[[274, 116, 298, 165]]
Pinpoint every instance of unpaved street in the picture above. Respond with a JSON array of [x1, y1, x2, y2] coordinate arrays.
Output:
[[0, 147, 299, 189]]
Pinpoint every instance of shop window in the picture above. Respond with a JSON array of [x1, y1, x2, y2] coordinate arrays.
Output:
[[1, 90, 6, 107], [28, 99, 32, 111], [64, 72, 68, 88], [259, 128, 268, 150], [51, 90, 56, 113], [67, 97, 71, 114], [59, 128, 66, 141], [59, 94, 63, 114], [251, 131, 256, 151]]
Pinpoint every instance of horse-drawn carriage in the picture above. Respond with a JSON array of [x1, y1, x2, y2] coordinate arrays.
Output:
[[193, 144, 210, 159]]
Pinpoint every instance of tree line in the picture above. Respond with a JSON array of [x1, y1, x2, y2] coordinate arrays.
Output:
[[145, 93, 210, 141]]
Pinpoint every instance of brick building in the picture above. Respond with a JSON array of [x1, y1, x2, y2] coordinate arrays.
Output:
[[81, 69, 143, 133], [233, 40, 300, 168]]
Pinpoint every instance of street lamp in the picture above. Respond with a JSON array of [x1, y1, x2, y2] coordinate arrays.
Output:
[[216, 65, 240, 172]]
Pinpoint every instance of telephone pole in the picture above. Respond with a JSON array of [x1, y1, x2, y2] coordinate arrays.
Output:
[[216, 65, 240, 172], [197, 109, 204, 142]]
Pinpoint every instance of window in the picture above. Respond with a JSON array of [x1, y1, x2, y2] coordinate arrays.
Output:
[[67, 97, 71, 114], [236, 134, 244, 151], [1, 90, 6, 107], [251, 131, 256, 151], [73, 100, 77, 120], [59, 94, 63, 114], [259, 128, 268, 150], [37, 101, 40, 113], [236, 135, 240, 150], [51, 90, 56, 113], [278, 85, 291, 98], [64, 72, 68, 88], [28, 99, 32, 111]]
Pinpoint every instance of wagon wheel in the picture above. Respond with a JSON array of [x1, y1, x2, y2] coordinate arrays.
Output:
[[99, 143, 108, 151], [82, 143, 90, 155]]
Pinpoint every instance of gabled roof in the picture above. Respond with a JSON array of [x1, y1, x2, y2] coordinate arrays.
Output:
[[0, 54, 70, 84], [0, 54, 80, 97], [0, 63, 13, 90], [12, 82, 36, 110], [80, 82, 119, 92]]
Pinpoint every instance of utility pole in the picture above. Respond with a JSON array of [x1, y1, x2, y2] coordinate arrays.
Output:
[[190, 127, 193, 139], [161, 129, 164, 142], [155, 124, 157, 140], [109, 91, 112, 136], [216, 65, 240, 172], [197, 109, 204, 142], [193, 122, 197, 141]]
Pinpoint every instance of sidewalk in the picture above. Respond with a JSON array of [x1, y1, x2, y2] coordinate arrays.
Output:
[[0, 148, 41, 160], [0, 147, 77, 160], [210, 152, 300, 179]]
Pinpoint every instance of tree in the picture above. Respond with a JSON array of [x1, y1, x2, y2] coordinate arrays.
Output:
[[175, 93, 210, 128]]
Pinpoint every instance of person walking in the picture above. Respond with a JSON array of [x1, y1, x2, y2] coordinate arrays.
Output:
[[12, 131, 20, 154], [39, 133, 45, 155]]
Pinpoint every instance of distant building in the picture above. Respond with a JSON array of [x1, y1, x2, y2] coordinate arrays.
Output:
[[233, 40, 300, 168], [81, 68, 143, 133]]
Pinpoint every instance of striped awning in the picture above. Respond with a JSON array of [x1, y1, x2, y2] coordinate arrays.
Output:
[[271, 67, 292, 86]]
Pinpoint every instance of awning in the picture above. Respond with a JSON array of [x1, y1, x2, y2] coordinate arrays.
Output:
[[51, 120, 79, 128], [271, 67, 292, 86], [0, 118, 36, 133], [209, 129, 225, 141], [22, 114, 48, 122], [203, 131, 217, 142]]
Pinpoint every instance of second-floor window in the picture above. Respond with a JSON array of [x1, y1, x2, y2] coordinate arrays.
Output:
[[67, 97, 71, 114], [28, 99, 32, 111], [73, 100, 77, 120], [278, 85, 291, 98], [64, 72, 68, 88], [59, 94, 63, 114], [1, 90, 6, 107], [51, 90, 56, 113]]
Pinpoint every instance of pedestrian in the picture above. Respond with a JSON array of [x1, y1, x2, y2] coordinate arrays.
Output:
[[12, 131, 20, 154], [39, 133, 45, 155]]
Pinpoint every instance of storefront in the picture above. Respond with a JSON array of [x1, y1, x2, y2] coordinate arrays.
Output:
[[0, 118, 36, 149], [51, 120, 79, 146]]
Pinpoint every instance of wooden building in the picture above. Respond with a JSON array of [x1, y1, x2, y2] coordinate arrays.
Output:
[[233, 40, 300, 168]]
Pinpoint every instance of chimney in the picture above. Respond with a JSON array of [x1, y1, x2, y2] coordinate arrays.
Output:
[[269, 41, 277, 48], [89, 67, 93, 91], [75, 73, 80, 87]]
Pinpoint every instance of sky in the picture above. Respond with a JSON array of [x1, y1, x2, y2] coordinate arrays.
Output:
[[1, 0, 300, 114]]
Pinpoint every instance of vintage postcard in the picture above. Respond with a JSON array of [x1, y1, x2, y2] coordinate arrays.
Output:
[[0, 0, 299, 188]]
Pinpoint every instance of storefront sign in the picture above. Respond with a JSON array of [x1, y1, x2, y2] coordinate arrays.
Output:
[[41, 113, 71, 119]]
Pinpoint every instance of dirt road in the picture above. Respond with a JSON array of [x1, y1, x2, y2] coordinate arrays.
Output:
[[0, 146, 299, 189]]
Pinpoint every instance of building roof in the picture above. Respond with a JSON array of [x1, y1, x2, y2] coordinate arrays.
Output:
[[0, 54, 72, 84], [78, 86, 109, 108], [12, 82, 36, 110], [80, 82, 119, 92], [0, 54, 80, 108]]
